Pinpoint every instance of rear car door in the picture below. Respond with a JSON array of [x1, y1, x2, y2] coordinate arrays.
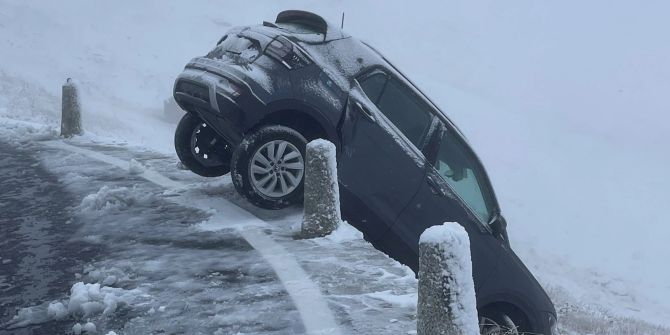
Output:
[[392, 122, 504, 287], [339, 70, 435, 241]]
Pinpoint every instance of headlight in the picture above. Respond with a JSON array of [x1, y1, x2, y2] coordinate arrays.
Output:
[[265, 36, 312, 69]]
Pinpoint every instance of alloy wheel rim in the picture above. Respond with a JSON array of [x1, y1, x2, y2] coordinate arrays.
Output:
[[479, 316, 519, 335], [191, 122, 227, 167], [249, 140, 304, 198]]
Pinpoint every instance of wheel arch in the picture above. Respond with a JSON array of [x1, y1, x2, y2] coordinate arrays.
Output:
[[252, 100, 342, 149]]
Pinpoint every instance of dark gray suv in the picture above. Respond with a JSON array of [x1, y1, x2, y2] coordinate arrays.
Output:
[[173, 10, 558, 334]]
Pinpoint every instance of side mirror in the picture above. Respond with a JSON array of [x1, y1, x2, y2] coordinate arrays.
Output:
[[491, 214, 510, 248]]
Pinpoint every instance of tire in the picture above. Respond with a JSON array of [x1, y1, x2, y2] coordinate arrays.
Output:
[[231, 125, 307, 209], [479, 310, 520, 335], [174, 113, 232, 177]]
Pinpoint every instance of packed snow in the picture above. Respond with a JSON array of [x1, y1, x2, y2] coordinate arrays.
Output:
[[7, 278, 148, 329], [1, 125, 668, 333]]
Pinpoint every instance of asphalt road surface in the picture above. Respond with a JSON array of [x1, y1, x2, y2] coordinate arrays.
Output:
[[0, 141, 100, 334]]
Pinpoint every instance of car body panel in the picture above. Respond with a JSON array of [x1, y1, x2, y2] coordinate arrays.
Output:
[[338, 83, 427, 241]]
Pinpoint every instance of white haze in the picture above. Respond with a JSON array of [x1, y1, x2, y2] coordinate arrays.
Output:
[[1, 0, 668, 326]]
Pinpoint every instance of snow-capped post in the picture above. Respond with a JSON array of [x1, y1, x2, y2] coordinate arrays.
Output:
[[300, 139, 341, 239], [417, 222, 479, 335], [61, 78, 82, 137]]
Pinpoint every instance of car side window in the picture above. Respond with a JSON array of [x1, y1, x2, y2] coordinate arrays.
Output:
[[359, 72, 386, 104], [434, 129, 495, 222], [375, 78, 433, 148]]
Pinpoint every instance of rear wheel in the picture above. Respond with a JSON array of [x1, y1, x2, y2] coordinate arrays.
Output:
[[231, 125, 307, 209], [174, 113, 232, 177]]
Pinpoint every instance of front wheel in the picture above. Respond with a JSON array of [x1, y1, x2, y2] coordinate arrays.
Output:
[[231, 125, 307, 209], [174, 113, 232, 177], [479, 311, 520, 335]]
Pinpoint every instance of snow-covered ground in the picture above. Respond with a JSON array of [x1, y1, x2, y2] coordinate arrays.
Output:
[[1, 0, 669, 333], [2, 120, 668, 334]]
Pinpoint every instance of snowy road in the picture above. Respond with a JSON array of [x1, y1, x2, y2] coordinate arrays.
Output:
[[0, 138, 305, 334], [0, 141, 101, 334], [1, 123, 669, 334], [0, 124, 420, 334]]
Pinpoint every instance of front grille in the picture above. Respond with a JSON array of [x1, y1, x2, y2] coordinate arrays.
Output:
[[175, 81, 210, 103]]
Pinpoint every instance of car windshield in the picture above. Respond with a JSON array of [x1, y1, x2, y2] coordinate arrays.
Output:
[[434, 129, 495, 223]]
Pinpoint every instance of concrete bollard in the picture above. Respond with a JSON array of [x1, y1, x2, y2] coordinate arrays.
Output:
[[417, 222, 479, 335], [300, 139, 341, 238], [61, 78, 82, 137]]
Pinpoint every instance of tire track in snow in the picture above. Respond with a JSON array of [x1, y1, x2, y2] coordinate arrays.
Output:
[[42, 140, 342, 335]]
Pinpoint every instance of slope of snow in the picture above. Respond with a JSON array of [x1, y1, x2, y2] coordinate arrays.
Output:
[[1, 0, 669, 329]]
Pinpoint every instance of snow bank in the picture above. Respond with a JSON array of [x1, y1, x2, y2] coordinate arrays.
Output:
[[68, 282, 118, 317], [7, 280, 146, 329], [0, 117, 58, 143]]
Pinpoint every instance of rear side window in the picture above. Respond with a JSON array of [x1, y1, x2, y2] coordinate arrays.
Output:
[[376, 78, 433, 147], [359, 73, 386, 103], [434, 129, 495, 222]]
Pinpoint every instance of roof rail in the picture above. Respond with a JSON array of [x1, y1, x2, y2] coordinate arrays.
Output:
[[276, 10, 328, 36]]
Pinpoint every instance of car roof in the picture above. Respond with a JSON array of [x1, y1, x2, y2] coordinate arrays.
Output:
[[251, 11, 468, 138]]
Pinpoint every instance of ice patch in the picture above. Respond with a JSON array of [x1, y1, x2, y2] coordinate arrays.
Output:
[[79, 185, 153, 212]]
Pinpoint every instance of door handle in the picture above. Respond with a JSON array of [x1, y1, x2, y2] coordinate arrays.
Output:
[[354, 101, 375, 121], [427, 175, 446, 197]]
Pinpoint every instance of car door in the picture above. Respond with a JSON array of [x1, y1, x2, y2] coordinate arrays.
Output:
[[338, 70, 435, 242], [392, 122, 504, 288]]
